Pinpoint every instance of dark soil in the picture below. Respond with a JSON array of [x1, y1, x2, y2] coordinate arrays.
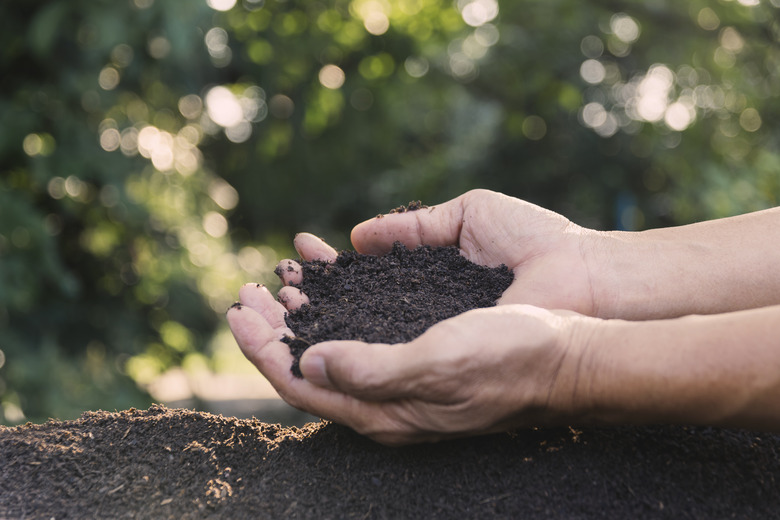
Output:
[[282, 242, 513, 376], [388, 200, 428, 213], [2, 405, 779, 519]]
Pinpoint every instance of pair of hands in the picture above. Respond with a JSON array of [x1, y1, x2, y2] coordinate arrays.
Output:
[[227, 189, 601, 445]]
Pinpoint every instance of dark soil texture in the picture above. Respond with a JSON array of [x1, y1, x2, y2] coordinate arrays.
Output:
[[2, 405, 779, 519], [281, 242, 514, 376]]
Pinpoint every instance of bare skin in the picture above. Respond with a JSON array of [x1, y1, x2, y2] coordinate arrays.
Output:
[[227, 189, 780, 445]]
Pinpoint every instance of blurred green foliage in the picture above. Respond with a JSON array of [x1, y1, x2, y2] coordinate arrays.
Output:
[[1, 0, 779, 423]]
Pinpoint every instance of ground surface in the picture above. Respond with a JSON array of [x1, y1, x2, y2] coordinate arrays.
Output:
[[1, 405, 779, 519]]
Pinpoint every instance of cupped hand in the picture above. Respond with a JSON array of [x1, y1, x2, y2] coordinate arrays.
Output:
[[227, 189, 604, 444], [350, 189, 601, 316], [228, 300, 592, 445], [276, 189, 600, 316]]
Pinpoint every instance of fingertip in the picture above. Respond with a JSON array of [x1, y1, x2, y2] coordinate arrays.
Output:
[[294, 232, 338, 262], [351, 203, 460, 254], [226, 302, 273, 347], [350, 218, 393, 255], [275, 259, 303, 286], [278, 286, 310, 310], [299, 352, 333, 389], [239, 282, 271, 307]]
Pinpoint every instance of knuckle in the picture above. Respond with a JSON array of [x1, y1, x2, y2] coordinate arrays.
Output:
[[341, 359, 384, 395]]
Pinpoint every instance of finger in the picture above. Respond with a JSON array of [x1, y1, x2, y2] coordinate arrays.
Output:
[[228, 302, 429, 443], [299, 340, 423, 400], [294, 233, 338, 262], [227, 304, 313, 407], [237, 283, 289, 329], [350, 195, 466, 255], [278, 286, 310, 310], [228, 308, 408, 431], [226, 304, 288, 365], [275, 259, 303, 286]]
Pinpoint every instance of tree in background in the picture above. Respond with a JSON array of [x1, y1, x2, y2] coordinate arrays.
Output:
[[1, 0, 779, 423]]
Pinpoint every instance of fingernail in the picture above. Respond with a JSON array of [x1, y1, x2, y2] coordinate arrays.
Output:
[[300, 354, 332, 389], [228, 301, 242, 312]]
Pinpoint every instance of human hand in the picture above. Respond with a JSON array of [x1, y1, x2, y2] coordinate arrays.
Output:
[[348, 189, 601, 316], [227, 190, 601, 444], [274, 189, 601, 316], [228, 297, 590, 445]]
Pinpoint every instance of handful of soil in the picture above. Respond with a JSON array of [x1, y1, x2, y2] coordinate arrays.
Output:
[[282, 242, 514, 376]]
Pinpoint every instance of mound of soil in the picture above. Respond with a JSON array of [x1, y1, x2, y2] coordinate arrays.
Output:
[[282, 242, 513, 376], [1, 405, 779, 519]]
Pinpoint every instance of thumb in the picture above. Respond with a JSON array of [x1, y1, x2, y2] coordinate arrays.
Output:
[[299, 341, 420, 400], [350, 196, 466, 255]]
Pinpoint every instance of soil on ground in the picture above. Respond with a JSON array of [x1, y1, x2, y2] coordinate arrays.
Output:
[[2, 405, 779, 519], [3, 237, 780, 518]]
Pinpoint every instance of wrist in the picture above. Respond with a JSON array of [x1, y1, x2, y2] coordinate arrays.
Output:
[[539, 311, 604, 423], [568, 310, 780, 429], [581, 229, 713, 320], [555, 316, 664, 426]]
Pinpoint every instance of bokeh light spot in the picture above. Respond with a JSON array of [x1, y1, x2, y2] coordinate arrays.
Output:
[[739, 108, 762, 132], [23, 133, 55, 157], [269, 94, 295, 119], [100, 128, 121, 152], [580, 59, 606, 84], [719, 27, 744, 53], [364, 12, 390, 35], [205, 87, 244, 128], [610, 13, 640, 44], [582, 102, 607, 128], [98, 67, 120, 90], [459, 0, 499, 27], [635, 65, 674, 122], [522, 116, 547, 140], [319, 65, 346, 89], [23, 134, 43, 156], [205, 27, 230, 59], [148, 36, 171, 59], [178, 94, 203, 120], [111, 44, 134, 68], [225, 121, 252, 143], [404, 57, 429, 78], [203, 212, 229, 238], [580, 35, 604, 58], [664, 101, 695, 131], [209, 179, 239, 210], [207, 0, 237, 11], [48, 177, 66, 199], [697, 8, 720, 31]]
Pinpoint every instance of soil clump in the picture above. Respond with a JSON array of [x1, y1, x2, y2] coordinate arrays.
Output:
[[281, 242, 514, 376]]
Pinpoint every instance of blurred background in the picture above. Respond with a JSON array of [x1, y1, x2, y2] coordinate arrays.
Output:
[[1, 0, 779, 425]]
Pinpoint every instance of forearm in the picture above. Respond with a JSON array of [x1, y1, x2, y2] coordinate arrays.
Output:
[[570, 305, 780, 431], [588, 206, 780, 319]]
